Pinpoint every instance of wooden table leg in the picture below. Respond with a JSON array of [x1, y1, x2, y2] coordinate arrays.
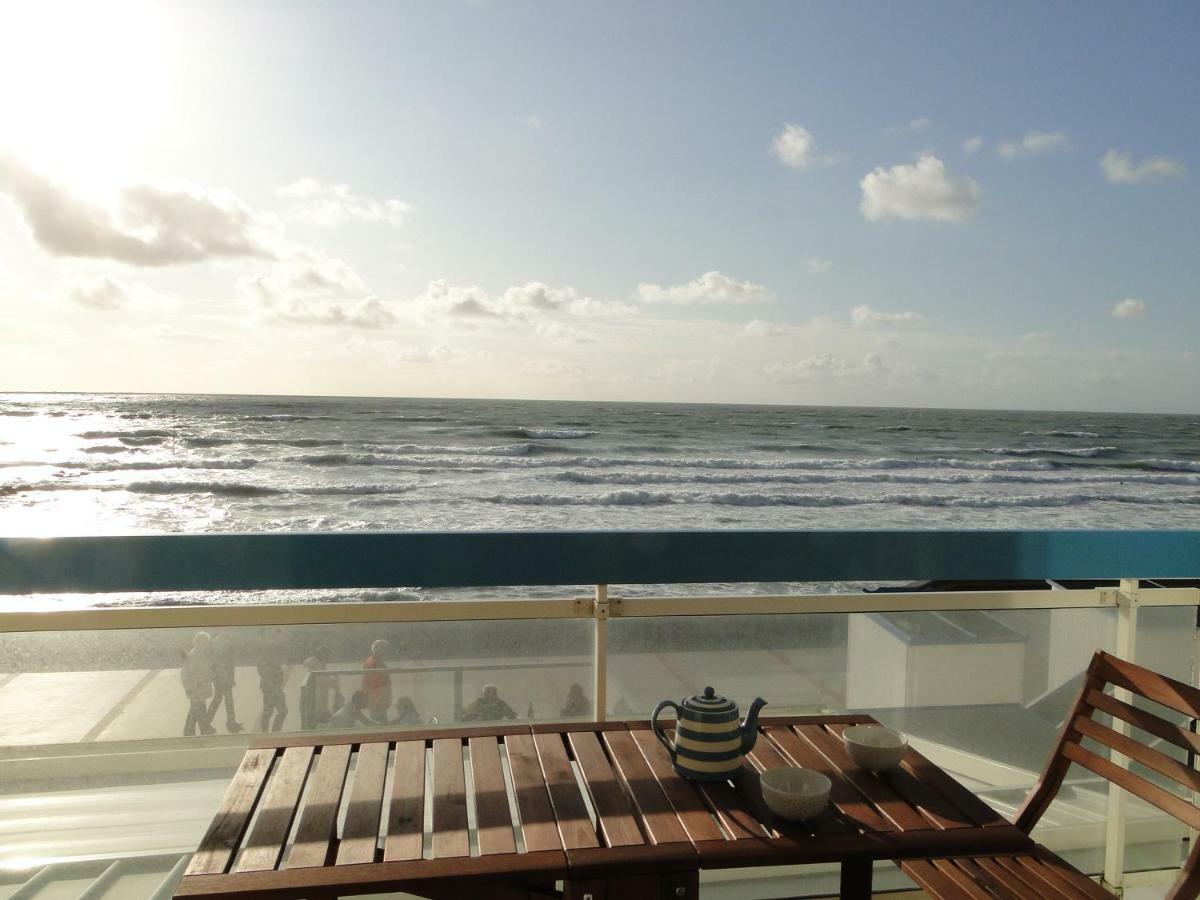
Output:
[[840, 859, 873, 899]]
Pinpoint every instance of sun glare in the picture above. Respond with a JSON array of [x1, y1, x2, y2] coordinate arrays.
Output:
[[0, 0, 178, 186]]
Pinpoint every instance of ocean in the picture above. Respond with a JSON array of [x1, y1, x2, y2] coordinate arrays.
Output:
[[2, 393, 1198, 605]]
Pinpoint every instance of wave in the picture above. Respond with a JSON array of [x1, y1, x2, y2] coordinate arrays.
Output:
[[475, 489, 1200, 510], [517, 427, 597, 439], [127, 480, 283, 496], [239, 414, 338, 422], [82, 444, 131, 454], [551, 469, 1200, 488], [78, 429, 173, 439], [983, 446, 1119, 458], [1133, 458, 1200, 473], [0, 410, 37, 417], [876, 425, 912, 432], [53, 458, 260, 472], [1022, 430, 1100, 438]]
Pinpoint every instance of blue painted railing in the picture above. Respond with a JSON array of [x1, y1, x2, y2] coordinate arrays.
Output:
[[1, 530, 1197, 594]]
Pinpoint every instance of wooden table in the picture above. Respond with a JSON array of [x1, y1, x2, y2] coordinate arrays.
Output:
[[175, 715, 1034, 900]]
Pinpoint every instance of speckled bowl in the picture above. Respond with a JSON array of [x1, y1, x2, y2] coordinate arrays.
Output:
[[759, 767, 831, 821], [842, 725, 907, 772]]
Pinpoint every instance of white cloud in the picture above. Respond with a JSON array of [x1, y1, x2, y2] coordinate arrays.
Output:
[[526, 115, 544, 130], [805, 256, 832, 275], [886, 117, 931, 135], [851, 304, 927, 327], [770, 124, 838, 171], [409, 279, 627, 334], [637, 271, 771, 305], [760, 353, 891, 384], [240, 258, 394, 328], [522, 359, 586, 380], [277, 178, 412, 227], [738, 319, 784, 339], [58, 272, 178, 311], [859, 155, 981, 223], [1021, 331, 1054, 344], [963, 135, 984, 155], [1099, 150, 1187, 185], [1111, 298, 1147, 319], [997, 130, 1070, 160], [0, 151, 279, 266]]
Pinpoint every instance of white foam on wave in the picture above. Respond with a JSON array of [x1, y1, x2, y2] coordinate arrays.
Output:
[[552, 469, 1200, 488], [519, 427, 597, 439], [1022, 430, 1101, 438], [983, 446, 1118, 457]]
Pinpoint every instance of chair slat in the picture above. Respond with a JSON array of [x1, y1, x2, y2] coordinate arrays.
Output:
[[602, 730, 692, 846], [533, 731, 599, 850], [1086, 688, 1200, 756], [431, 738, 470, 859], [504, 732, 563, 853], [336, 742, 389, 865], [974, 856, 1048, 900], [797, 724, 929, 832], [936, 858, 1008, 900], [186, 748, 276, 876], [1029, 847, 1113, 900], [567, 730, 645, 848], [628, 728, 726, 843], [468, 736, 517, 856], [764, 725, 893, 834], [990, 855, 1073, 900], [901, 859, 972, 899], [286, 744, 351, 869], [1063, 742, 1200, 830], [1074, 715, 1200, 793], [1094, 651, 1200, 720], [383, 740, 425, 862], [234, 746, 315, 873]]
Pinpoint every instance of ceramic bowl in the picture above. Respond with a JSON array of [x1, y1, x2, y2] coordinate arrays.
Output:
[[842, 725, 907, 771], [759, 767, 832, 821]]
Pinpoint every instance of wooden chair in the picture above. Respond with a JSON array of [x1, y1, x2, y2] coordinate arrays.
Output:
[[900, 650, 1200, 899]]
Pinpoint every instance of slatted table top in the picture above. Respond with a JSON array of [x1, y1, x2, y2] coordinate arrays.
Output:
[[175, 715, 1033, 899]]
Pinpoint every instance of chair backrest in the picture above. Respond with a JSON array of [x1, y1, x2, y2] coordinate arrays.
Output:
[[1015, 650, 1200, 899]]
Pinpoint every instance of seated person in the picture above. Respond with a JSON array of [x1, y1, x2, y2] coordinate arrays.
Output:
[[392, 695, 422, 725], [561, 683, 590, 717], [328, 689, 371, 729], [461, 684, 517, 722]]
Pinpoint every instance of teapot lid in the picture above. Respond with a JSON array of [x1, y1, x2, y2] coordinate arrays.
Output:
[[685, 686, 736, 714]]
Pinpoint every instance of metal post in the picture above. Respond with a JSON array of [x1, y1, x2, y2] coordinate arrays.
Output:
[[593, 584, 609, 721], [1103, 577, 1139, 895]]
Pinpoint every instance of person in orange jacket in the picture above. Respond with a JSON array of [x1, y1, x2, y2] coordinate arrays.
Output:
[[361, 639, 392, 722]]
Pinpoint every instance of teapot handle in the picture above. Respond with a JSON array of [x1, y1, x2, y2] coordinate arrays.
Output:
[[650, 700, 682, 760]]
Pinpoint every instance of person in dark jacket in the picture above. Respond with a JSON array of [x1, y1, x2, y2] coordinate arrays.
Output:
[[181, 631, 216, 736], [206, 632, 243, 733], [257, 628, 288, 732]]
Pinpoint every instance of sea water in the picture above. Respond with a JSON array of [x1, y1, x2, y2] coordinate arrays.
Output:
[[2, 392, 1197, 605]]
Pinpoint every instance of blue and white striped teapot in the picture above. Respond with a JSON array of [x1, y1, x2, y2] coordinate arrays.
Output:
[[651, 687, 767, 781]]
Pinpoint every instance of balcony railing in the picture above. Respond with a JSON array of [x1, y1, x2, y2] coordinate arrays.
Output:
[[1, 529, 1198, 897]]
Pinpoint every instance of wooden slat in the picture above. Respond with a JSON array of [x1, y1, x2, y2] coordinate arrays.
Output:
[[234, 746, 314, 873], [695, 773, 771, 840], [286, 744, 351, 869], [1086, 688, 1200, 755], [933, 858, 1007, 900], [336, 742, 389, 865], [1030, 846, 1114, 900], [901, 859, 972, 899], [1063, 742, 1200, 830], [628, 728, 726, 843], [898, 745, 1008, 828], [796, 724, 929, 832], [764, 725, 893, 834], [1074, 714, 1200, 792], [186, 748, 276, 876], [602, 730, 692, 846], [532, 731, 599, 850], [746, 731, 849, 837], [468, 736, 517, 856], [824, 723, 971, 831], [432, 738, 470, 859], [973, 856, 1043, 899], [1093, 651, 1200, 720], [955, 858, 1027, 900], [504, 732, 563, 853], [567, 731, 645, 848], [384, 740, 426, 862]]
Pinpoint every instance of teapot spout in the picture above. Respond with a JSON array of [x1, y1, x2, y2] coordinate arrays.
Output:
[[740, 697, 768, 753]]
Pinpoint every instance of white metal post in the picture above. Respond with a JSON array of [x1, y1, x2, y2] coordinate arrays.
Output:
[[1103, 577, 1140, 895], [593, 584, 609, 721]]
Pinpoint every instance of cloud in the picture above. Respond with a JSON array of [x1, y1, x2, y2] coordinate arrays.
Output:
[[738, 319, 785, 339], [851, 304, 927, 327], [409, 279, 628, 334], [1021, 331, 1054, 344], [886, 117, 931, 135], [0, 151, 278, 266], [522, 359, 586, 380], [859, 155, 981, 223], [637, 271, 771, 305], [770, 124, 837, 171], [963, 135, 983, 155], [240, 258, 394, 328], [526, 115, 544, 130], [760, 352, 889, 384], [277, 178, 412, 227], [805, 256, 832, 275], [997, 130, 1070, 159], [59, 272, 177, 311], [1099, 150, 1186, 185], [1111, 298, 1147, 319]]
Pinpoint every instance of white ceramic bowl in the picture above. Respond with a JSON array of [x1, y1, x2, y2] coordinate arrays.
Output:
[[759, 767, 832, 821], [842, 725, 907, 771]]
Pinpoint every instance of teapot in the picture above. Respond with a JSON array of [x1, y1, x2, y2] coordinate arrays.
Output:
[[651, 687, 767, 781]]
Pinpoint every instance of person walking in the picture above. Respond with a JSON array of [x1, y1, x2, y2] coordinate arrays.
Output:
[[181, 631, 217, 736], [257, 628, 289, 732], [361, 639, 392, 723], [206, 632, 243, 734]]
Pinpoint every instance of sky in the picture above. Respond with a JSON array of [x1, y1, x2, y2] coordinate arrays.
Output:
[[0, 0, 1197, 412]]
